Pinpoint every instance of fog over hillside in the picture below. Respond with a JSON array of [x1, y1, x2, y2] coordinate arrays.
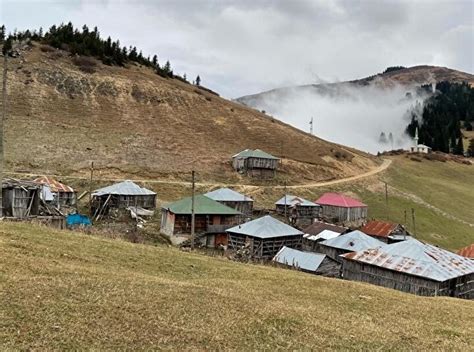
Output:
[[240, 83, 429, 154]]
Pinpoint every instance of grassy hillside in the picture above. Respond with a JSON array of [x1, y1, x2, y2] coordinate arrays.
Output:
[[2, 43, 377, 185], [1, 222, 473, 350]]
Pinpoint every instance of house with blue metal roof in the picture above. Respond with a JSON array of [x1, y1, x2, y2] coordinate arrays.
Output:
[[204, 187, 253, 216], [341, 239, 474, 299]]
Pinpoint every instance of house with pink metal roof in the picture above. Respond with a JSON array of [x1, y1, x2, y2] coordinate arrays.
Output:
[[315, 192, 367, 225]]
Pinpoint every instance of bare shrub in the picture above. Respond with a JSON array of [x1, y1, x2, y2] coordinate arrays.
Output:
[[72, 56, 97, 74], [40, 44, 55, 52]]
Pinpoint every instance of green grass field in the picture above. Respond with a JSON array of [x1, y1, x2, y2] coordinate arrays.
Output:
[[1, 222, 473, 350]]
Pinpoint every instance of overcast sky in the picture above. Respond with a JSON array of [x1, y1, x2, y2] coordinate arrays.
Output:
[[1, 0, 473, 98]]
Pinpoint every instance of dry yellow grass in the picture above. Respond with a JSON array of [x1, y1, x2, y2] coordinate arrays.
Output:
[[2, 43, 378, 185], [1, 222, 473, 350]]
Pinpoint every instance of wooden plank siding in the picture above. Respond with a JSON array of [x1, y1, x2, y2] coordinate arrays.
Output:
[[228, 233, 303, 259]]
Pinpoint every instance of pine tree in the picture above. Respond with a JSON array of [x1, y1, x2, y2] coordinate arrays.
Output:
[[454, 137, 464, 155], [0, 25, 5, 43], [195, 75, 201, 86]]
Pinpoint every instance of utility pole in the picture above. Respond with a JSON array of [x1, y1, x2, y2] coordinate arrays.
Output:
[[88, 161, 94, 217], [283, 180, 287, 221], [411, 208, 417, 237], [0, 49, 7, 217], [191, 170, 195, 250], [383, 181, 389, 220]]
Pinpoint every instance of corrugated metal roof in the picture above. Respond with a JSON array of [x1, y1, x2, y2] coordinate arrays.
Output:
[[204, 187, 253, 202], [232, 149, 279, 160], [162, 194, 241, 215], [315, 193, 367, 208], [304, 229, 341, 241], [457, 244, 474, 259], [92, 180, 156, 196], [361, 220, 398, 238], [342, 239, 474, 282], [273, 246, 327, 272], [320, 230, 384, 252], [275, 195, 320, 207], [226, 215, 303, 239], [303, 221, 347, 236], [34, 176, 74, 193]]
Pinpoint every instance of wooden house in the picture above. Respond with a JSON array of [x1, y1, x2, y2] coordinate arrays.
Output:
[[204, 187, 253, 217], [315, 193, 368, 226], [34, 176, 76, 207], [273, 246, 340, 277], [160, 194, 241, 248], [315, 230, 384, 263], [92, 180, 156, 217], [341, 239, 474, 299], [227, 215, 303, 259], [2, 178, 41, 218], [231, 149, 279, 178], [275, 195, 321, 226], [360, 220, 411, 243]]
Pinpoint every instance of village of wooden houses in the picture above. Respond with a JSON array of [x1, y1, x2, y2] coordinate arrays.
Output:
[[3, 147, 473, 300]]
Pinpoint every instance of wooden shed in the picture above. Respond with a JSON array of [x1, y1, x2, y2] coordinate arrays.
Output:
[[34, 176, 76, 207], [273, 246, 340, 277], [341, 239, 474, 299], [204, 187, 253, 217], [315, 193, 368, 226], [360, 220, 411, 243], [231, 149, 279, 178], [314, 230, 384, 263], [275, 195, 321, 226], [227, 215, 303, 259], [2, 178, 41, 218], [92, 180, 156, 217], [160, 194, 241, 248]]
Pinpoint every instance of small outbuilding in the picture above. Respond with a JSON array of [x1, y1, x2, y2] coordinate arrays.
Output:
[[315, 192, 368, 226], [273, 246, 340, 277], [275, 195, 321, 226], [34, 176, 76, 207], [457, 244, 474, 259], [92, 180, 156, 217], [341, 239, 474, 299], [2, 178, 41, 218], [315, 230, 384, 262], [231, 149, 279, 178], [227, 215, 303, 259], [161, 194, 241, 247], [204, 187, 253, 216], [360, 220, 411, 243], [410, 144, 432, 154]]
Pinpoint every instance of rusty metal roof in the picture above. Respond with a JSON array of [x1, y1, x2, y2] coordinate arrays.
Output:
[[34, 176, 74, 193], [457, 244, 474, 259], [342, 239, 474, 282], [361, 220, 399, 238]]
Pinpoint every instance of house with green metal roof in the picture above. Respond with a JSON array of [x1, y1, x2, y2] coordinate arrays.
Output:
[[160, 194, 242, 248], [231, 149, 279, 178]]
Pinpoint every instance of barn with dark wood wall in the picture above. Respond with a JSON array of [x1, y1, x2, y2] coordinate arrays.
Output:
[[231, 149, 279, 178]]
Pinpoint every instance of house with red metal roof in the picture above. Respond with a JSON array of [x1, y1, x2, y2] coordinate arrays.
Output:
[[457, 244, 474, 259], [360, 220, 411, 243], [315, 192, 368, 226]]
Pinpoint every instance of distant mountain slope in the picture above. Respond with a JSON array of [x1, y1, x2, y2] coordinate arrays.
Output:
[[2, 43, 378, 184], [236, 66, 474, 105]]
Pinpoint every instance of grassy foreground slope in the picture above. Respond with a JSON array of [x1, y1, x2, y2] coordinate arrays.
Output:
[[1, 223, 473, 350]]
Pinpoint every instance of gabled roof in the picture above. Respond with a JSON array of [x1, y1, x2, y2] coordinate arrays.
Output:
[[303, 221, 347, 236], [304, 229, 341, 242], [320, 230, 384, 252], [275, 195, 320, 207], [34, 176, 74, 193], [342, 239, 474, 282], [315, 193, 367, 208], [457, 244, 474, 259], [92, 180, 156, 197], [162, 195, 241, 215], [204, 187, 253, 202], [273, 246, 327, 272], [232, 149, 279, 160], [361, 220, 400, 238], [226, 215, 303, 239]]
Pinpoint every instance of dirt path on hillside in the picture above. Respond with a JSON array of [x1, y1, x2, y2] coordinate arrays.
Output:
[[6, 159, 392, 189]]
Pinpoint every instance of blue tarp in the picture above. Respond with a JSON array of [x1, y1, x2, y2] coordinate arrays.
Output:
[[66, 213, 92, 228]]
